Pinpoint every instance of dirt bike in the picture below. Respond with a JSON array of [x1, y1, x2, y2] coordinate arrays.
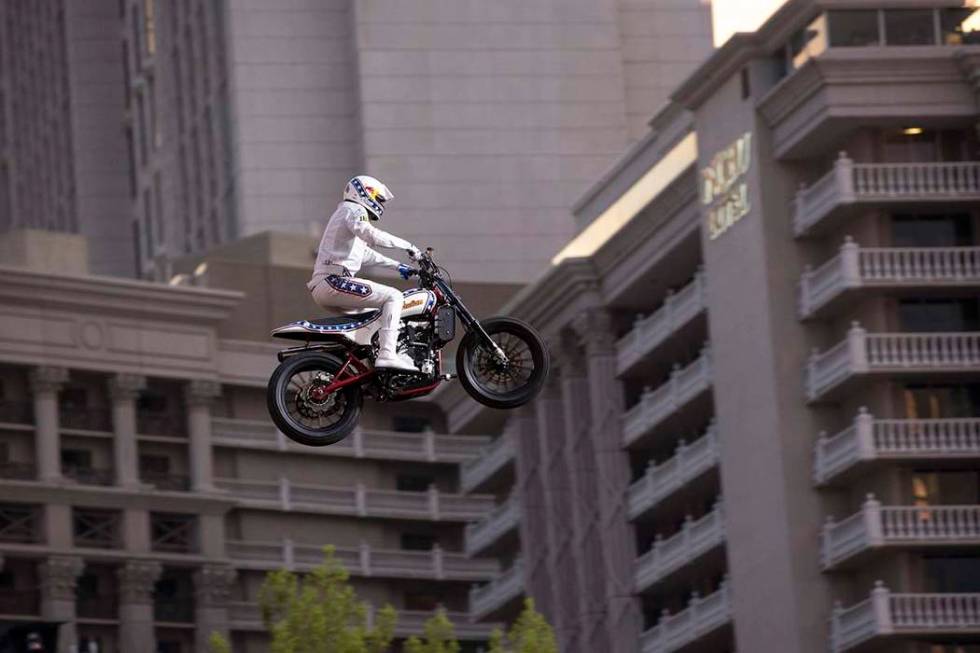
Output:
[[266, 248, 549, 446]]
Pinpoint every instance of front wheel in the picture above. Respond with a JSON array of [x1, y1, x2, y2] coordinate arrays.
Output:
[[266, 352, 362, 447], [456, 317, 549, 409]]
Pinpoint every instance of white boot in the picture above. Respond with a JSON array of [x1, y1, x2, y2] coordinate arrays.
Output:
[[375, 328, 418, 372]]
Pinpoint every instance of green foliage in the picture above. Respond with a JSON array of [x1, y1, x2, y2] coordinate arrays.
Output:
[[404, 607, 461, 653], [208, 632, 231, 653], [487, 599, 558, 653], [258, 545, 397, 653]]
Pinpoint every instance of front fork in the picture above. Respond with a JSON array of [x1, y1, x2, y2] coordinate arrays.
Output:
[[440, 281, 509, 364]]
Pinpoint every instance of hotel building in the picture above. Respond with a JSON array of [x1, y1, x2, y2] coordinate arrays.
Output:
[[444, 2, 980, 652]]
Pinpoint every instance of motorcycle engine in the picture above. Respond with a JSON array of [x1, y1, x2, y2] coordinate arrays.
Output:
[[399, 324, 436, 377]]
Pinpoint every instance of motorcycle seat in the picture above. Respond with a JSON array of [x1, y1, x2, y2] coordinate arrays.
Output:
[[306, 312, 380, 328], [271, 311, 382, 341]]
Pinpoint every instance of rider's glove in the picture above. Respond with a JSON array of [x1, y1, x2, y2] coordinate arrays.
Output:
[[407, 245, 422, 260], [398, 264, 415, 280]]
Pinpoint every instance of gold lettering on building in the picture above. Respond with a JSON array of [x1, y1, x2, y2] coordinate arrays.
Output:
[[701, 132, 752, 240]]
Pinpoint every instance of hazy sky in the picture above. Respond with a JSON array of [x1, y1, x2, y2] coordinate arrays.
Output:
[[711, 0, 787, 46]]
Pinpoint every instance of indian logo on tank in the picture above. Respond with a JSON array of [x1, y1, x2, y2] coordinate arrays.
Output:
[[403, 298, 424, 309]]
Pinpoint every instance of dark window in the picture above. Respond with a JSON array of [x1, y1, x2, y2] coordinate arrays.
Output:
[[828, 10, 880, 47], [903, 383, 980, 419], [884, 9, 936, 46], [392, 416, 431, 433], [401, 533, 436, 551], [140, 454, 171, 474], [61, 386, 88, 409], [61, 448, 93, 470], [138, 392, 168, 413], [396, 474, 434, 492], [404, 591, 439, 611], [913, 471, 980, 506], [942, 8, 980, 45], [924, 556, 980, 593], [891, 213, 973, 247], [740, 67, 750, 99], [898, 298, 979, 332]]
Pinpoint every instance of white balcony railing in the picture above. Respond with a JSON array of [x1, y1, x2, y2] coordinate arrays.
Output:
[[469, 558, 525, 620], [617, 272, 707, 375], [794, 153, 980, 236], [640, 579, 733, 653], [229, 601, 500, 639], [465, 494, 520, 556], [635, 501, 725, 592], [806, 324, 980, 401], [814, 409, 980, 484], [623, 346, 712, 446], [799, 238, 980, 318], [628, 424, 720, 520], [822, 496, 980, 569], [227, 538, 499, 581], [211, 418, 490, 464], [831, 583, 980, 652], [215, 477, 495, 522], [460, 429, 516, 494]]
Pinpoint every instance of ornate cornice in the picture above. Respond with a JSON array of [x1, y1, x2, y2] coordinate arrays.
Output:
[[29, 366, 69, 395], [117, 560, 163, 604], [39, 555, 84, 601]]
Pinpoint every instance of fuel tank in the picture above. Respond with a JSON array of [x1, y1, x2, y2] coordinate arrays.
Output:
[[401, 288, 437, 318]]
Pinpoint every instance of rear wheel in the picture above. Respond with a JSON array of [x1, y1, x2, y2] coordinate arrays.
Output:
[[456, 317, 549, 409], [266, 352, 362, 447]]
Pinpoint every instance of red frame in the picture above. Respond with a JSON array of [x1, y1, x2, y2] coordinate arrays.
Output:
[[315, 348, 443, 399]]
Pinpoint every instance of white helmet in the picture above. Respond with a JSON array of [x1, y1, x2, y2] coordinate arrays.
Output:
[[343, 175, 393, 220]]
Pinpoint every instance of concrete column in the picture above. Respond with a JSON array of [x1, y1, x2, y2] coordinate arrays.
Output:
[[198, 513, 226, 558], [117, 560, 162, 652], [573, 309, 641, 653], [193, 564, 236, 653], [513, 405, 554, 617], [109, 374, 146, 489], [29, 366, 68, 483], [185, 380, 221, 492], [123, 509, 151, 553], [39, 555, 84, 653]]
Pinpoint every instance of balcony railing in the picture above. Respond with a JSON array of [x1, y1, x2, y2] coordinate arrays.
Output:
[[635, 501, 725, 593], [141, 472, 191, 492], [59, 406, 112, 432], [469, 558, 524, 620], [640, 579, 732, 653], [0, 589, 40, 616], [617, 272, 707, 375], [211, 417, 489, 464], [623, 346, 712, 446], [0, 461, 36, 481], [0, 400, 33, 426], [823, 496, 980, 569], [460, 429, 516, 494], [806, 324, 980, 401], [77, 595, 119, 620], [155, 598, 195, 623], [814, 409, 980, 485], [628, 425, 719, 520], [800, 239, 980, 318], [227, 538, 499, 581], [831, 583, 980, 652], [62, 465, 114, 487], [794, 154, 980, 236], [215, 477, 495, 522], [137, 411, 186, 437], [464, 494, 520, 556]]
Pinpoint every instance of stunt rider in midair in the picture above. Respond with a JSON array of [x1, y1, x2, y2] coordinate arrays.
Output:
[[308, 175, 421, 372]]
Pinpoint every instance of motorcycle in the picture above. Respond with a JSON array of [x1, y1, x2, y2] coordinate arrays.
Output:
[[266, 248, 549, 446]]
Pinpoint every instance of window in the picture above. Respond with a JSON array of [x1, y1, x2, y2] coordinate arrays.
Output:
[[138, 392, 168, 414], [942, 8, 980, 45], [913, 471, 980, 508], [891, 213, 973, 247], [140, 454, 171, 475], [61, 448, 93, 471], [924, 556, 980, 593], [61, 386, 88, 410], [73, 508, 121, 548], [404, 591, 439, 611], [396, 474, 434, 492], [150, 513, 197, 553], [903, 383, 980, 419], [788, 13, 828, 70], [884, 9, 936, 46], [143, 0, 156, 55], [827, 10, 880, 47], [401, 533, 436, 551], [898, 298, 980, 332]]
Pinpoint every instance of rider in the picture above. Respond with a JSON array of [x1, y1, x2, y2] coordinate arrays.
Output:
[[308, 175, 421, 372]]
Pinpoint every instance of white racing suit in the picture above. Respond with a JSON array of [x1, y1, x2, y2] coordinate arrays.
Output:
[[308, 201, 418, 369]]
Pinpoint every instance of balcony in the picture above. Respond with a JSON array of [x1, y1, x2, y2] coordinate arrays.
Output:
[[141, 472, 190, 492], [635, 502, 725, 593], [0, 400, 33, 426], [794, 154, 980, 237], [640, 580, 732, 653], [814, 409, 980, 485], [617, 272, 707, 376], [806, 324, 980, 402], [59, 406, 112, 432], [823, 496, 980, 570], [215, 477, 495, 522], [623, 347, 712, 447], [0, 461, 35, 481], [800, 239, 980, 319], [227, 538, 498, 581], [628, 425, 719, 521], [460, 429, 515, 494], [464, 494, 520, 557], [831, 583, 980, 653], [62, 465, 114, 487], [469, 558, 524, 621], [211, 417, 489, 464]]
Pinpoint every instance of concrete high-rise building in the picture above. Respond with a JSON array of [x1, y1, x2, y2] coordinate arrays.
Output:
[[2, 0, 714, 282], [440, 2, 980, 652]]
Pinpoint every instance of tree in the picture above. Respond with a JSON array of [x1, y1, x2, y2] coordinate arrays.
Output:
[[258, 546, 397, 653], [404, 607, 460, 653], [487, 598, 557, 653], [208, 632, 231, 653]]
